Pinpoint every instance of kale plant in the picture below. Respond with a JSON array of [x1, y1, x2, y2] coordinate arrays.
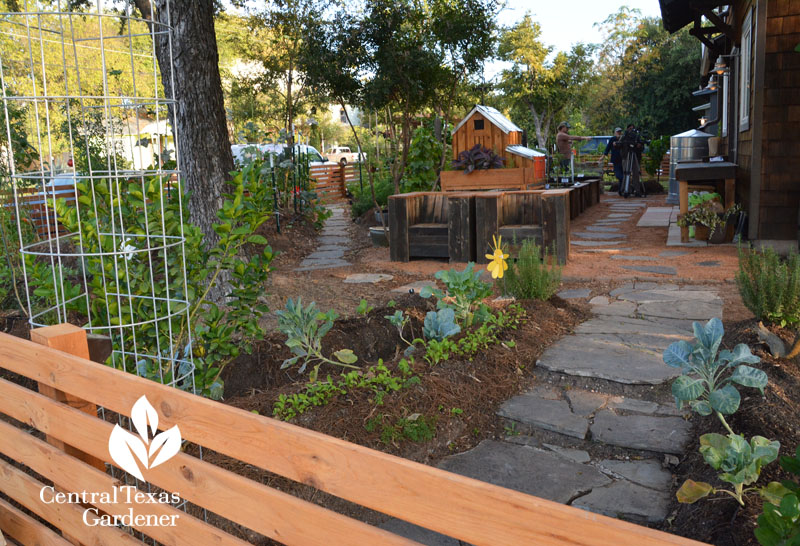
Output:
[[423, 308, 461, 341]]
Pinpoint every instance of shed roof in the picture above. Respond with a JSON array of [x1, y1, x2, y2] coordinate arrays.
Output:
[[453, 105, 522, 135], [506, 145, 545, 159]]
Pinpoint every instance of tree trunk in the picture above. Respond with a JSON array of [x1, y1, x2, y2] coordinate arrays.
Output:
[[134, 0, 233, 302], [526, 101, 546, 149]]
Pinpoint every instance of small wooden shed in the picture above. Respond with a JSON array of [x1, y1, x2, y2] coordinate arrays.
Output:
[[451, 105, 523, 164]]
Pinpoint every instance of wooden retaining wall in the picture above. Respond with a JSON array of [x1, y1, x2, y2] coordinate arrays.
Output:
[[0, 324, 703, 546]]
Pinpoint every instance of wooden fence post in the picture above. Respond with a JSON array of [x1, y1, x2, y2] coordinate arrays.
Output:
[[30, 324, 107, 473], [30, 324, 109, 546]]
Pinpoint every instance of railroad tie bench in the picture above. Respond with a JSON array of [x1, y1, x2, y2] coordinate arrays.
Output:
[[388, 192, 475, 262], [475, 190, 570, 265]]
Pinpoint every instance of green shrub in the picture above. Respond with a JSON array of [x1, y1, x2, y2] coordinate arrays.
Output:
[[756, 444, 800, 545], [736, 247, 800, 327], [503, 240, 562, 300], [401, 126, 442, 192], [348, 171, 394, 218]]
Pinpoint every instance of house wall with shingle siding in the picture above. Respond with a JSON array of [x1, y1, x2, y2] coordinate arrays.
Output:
[[758, 0, 800, 239]]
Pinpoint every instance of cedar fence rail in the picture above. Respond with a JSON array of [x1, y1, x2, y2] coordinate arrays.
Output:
[[0, 324, 705, 545], [309, 163, 354, 202]]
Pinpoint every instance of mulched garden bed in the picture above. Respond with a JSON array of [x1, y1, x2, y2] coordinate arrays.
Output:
[[661, 320, 800, 545]]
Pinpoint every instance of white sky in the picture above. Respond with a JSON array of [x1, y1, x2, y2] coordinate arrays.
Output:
[[485, 0, 664, 78]]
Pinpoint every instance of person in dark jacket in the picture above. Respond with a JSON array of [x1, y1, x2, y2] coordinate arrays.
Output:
[[602, 127, 623, 184]]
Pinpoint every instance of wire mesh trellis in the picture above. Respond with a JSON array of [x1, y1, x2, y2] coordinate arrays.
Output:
[[0, 1, 195, 390], [0, 2, 202, 540]]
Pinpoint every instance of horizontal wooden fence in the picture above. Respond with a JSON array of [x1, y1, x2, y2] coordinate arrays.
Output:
[[309, 163, 356, 203], [0, 186, 77, 238], [0, 324, 703, 546]]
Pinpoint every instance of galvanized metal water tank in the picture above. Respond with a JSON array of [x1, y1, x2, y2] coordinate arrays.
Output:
[[666, 129, 714, 204]]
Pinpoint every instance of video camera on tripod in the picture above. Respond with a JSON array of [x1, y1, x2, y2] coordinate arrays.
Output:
[[617, 125, 649, 198]]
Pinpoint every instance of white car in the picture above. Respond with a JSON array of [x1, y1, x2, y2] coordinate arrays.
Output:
[[231, 144, 335, 167], [325, 146, 365, 165]]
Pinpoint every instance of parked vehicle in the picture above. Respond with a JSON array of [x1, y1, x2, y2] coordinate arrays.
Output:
[[231, 144, 335, 167], [325, 146, 365, 165]]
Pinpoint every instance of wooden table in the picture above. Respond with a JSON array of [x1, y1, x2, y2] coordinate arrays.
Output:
[[674, 161, 737, 243]]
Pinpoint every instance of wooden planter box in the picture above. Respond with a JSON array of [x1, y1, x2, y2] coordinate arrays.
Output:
[[441, 168, 541, 192]]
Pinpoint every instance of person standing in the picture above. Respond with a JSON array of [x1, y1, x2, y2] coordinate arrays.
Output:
[[555, 122, 590, 173], [602, 127, 623, 185]]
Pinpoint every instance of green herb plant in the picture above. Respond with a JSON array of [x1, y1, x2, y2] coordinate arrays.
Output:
[[273, 359, 419, 420], [365, 412, 436, 445], [665, 318, 779, 506], [737, 246, 800, 328], [275, 298, 358, 381], [502, 240, 562, 300], [756, 444, 800, 545]]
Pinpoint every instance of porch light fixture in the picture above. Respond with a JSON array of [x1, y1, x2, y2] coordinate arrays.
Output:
[[699, 116, 708, 126], [712, 56, 729, 75], [705, 74, 719, 92]]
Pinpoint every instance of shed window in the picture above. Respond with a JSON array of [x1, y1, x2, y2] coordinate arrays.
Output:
[[739, 8, 752, 132], [473, 119, 484, 131]]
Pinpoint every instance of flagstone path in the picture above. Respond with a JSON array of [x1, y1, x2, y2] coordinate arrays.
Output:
[[296, 205, 352, 271], [384, 281, 721, 544]]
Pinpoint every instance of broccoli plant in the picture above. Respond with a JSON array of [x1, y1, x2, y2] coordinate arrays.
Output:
[[420, 263, 492, 326], [665, 318, 781, 507], [756, 444, 800, 545], [276, 298, 358, 381], [663, 317, 767, 435]]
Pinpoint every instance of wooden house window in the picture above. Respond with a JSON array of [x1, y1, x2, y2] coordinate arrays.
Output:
[[473, 119, 484, 131], [739, 8, 752, 132]]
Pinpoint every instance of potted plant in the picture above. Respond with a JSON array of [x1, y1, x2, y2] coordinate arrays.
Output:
[[677, 202, 741, 243]]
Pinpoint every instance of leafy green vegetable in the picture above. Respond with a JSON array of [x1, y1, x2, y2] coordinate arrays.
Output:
[[423, 308, 461, 341]]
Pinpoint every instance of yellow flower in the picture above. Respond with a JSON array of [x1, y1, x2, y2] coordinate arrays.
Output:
[[485, 235, 509, 279]]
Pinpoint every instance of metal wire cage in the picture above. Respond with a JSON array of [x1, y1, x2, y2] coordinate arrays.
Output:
[[0, 2, 196, 392]]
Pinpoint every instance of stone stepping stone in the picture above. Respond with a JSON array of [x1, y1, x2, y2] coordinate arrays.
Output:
[[537, 333, 683, 385], [565, 389, 607, 416], [606, 396, 686, 417], [498, 395, 589, 439], [557, 288, 591, 299], [594, 220, 626, 225], [659, 250, 689, 257], [391, 280, 436, 294], [305, 249, 345, 260], [572, 232, 626, 240], [344, 273, 393, 284], [697, 260, 720, 266], [575, 315, 693, 337], [296, 259, 351, 271], [590, 411, 692, 454], [588, 296, 609, 305], [316, 245, 344, 253], [570, 240, 621, 247], [610, 255, 657, 262], [572, 481, 670, 524], [636, 207, 674, 227], [585, 226, 621, 232], [616, 289, 719, 304], [591, 301, 637, 316], [542, 444, 591, 463], [438, 441, 611, 504], [573, 248, 634, 253], [619, 265, 677, 276], [607, 213, 633, 218], [318, 236, 349, 245], [597, 459, 673, 490], [638, 299, 723, 321]]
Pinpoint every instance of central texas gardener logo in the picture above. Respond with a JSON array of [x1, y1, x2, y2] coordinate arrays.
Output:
[[108, 396, 181, 481]]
